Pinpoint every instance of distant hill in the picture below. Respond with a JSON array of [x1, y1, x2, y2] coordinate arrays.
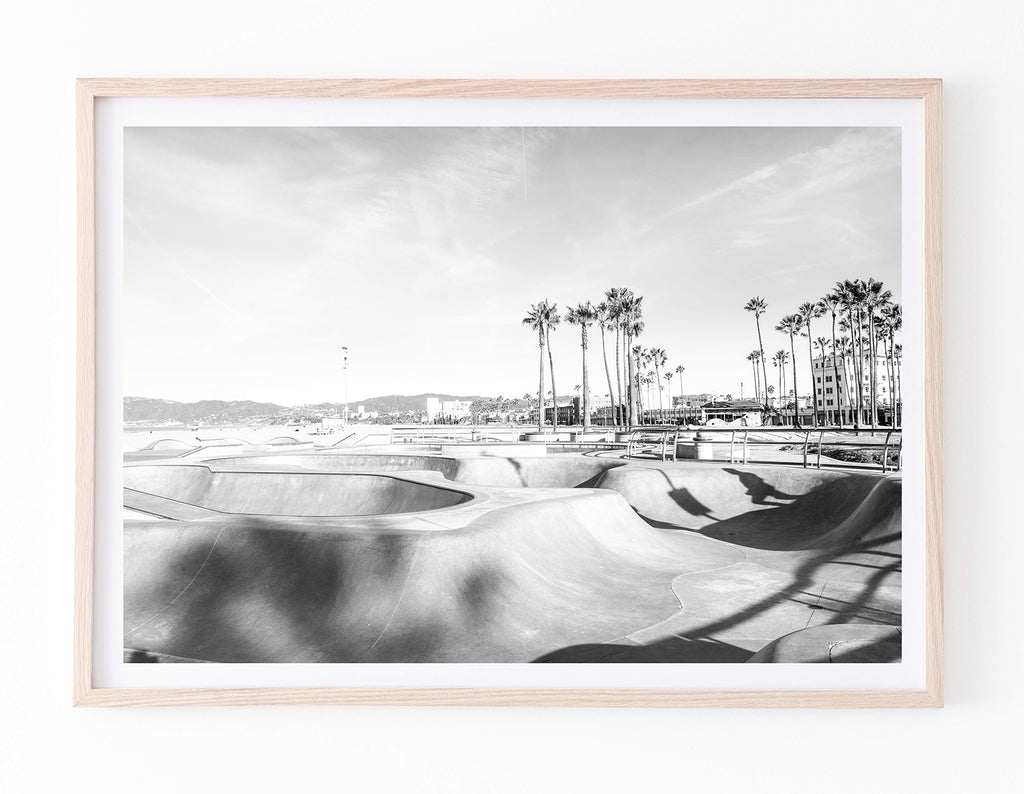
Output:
[[123, 393, 490, 425], [124, 396, 286, 425]]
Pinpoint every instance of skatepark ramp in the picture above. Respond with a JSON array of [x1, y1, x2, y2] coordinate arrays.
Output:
[[124, 490, 744, 663], [123, 453, 901, 663], [123, 464, 472, 517], [209, 452, 628, 488]]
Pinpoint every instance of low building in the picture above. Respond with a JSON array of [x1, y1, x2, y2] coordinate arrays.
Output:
[[425, 397, 473, 423], [319, 415, 346, 432], [700, 398, 763, 424], [673, 393, 714, 407], [543, 399, 578, 425]]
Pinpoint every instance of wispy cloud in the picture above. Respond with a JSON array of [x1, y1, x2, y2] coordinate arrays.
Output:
[[124, 126, 901, 404]]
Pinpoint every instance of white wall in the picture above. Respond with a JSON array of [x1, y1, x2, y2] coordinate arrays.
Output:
[[1, 2, 1019, 791]]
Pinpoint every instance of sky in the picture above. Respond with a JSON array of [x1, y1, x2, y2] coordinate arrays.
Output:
[[124, 125, 901, 405]]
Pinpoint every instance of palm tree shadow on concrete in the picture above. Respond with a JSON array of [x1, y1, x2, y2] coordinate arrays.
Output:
[[124, 464, 900, 665], [533, 529, 901, 663]]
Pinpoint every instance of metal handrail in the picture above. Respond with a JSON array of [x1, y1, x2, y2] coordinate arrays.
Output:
[[624, 425, 902, 471]]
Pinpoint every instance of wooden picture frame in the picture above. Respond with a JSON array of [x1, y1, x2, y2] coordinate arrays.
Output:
[[76, 78, 942, 707]]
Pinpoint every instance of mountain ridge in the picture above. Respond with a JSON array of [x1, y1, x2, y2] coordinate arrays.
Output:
[[123, 393, 492, 425]]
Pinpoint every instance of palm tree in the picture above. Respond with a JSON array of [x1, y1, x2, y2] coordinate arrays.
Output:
[[775, 313, 805, 428], [753, 350, 764, 404], [637, 364, 652, 421], [664, 371, 674, 422], [773, 349, 789, 411], [814, 336, 831, 423], [864, 278, 893, 430], [744, 297, 771, 412], [894, 342, 903, 426], [521, 301, 551, 432], [835, 332, 855, 424], [543, 303, 561, 433], [835, 280, 864, 428], [675, 365, 685, 423], [595, 301, 617, 426], [604, 288, 626, 424], [565, 301, 597, 430], [746, 351, 761, 406], [798, 301, 825, 427], [620, 293, 644, 425], [648, 347, 668, 422], [633, 345, 649, 422], [881, 302, 903, 426], [818, 291, 845, 426]]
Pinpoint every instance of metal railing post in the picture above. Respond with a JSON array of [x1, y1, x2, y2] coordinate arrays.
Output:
[[802, 430, 811, 468], [742, 431, 748, 465], [881, 429, 893, 473], [817, 430, 824, 469], [729, 431, 736, 464]]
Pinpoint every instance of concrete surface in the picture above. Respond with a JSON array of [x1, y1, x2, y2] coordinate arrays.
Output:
[[124, 464, 473, 517], [123, 450, 901, 663]]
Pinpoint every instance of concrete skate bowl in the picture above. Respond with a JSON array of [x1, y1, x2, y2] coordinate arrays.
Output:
[[207, 452, 629, 488], [123, 464, 473, 518], [594, 465, 901, 553], [123, 489, 749, 663], [123, 438, 198, 462], [122, 457, 902, 664], [203, 453, 898, 552], [141, 438, 196, 452], [264, 435, 307, 446]]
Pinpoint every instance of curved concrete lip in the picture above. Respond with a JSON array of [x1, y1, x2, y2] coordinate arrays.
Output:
[[123, 461, 482, 520]]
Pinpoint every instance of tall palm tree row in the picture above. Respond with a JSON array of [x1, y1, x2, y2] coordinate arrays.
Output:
[[756, 278, 902, 428], [526, 288, 680, 430], [527, 279, 901, 432]]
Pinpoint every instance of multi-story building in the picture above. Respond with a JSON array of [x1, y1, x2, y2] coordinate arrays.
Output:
[[810, 353, 900, 417], [425, 397, 473, 423]]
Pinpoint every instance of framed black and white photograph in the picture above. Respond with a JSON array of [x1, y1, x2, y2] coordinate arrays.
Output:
[[75, 79, 942, 707]]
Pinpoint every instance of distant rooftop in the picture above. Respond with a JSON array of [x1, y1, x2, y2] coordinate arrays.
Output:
[[701, 399, 763, 411]]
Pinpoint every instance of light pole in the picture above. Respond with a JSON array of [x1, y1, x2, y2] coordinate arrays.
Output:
[[342, 346, 349, 426]]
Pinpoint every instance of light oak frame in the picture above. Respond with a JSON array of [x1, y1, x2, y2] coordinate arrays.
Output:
[[75, 79, 943, 707]]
